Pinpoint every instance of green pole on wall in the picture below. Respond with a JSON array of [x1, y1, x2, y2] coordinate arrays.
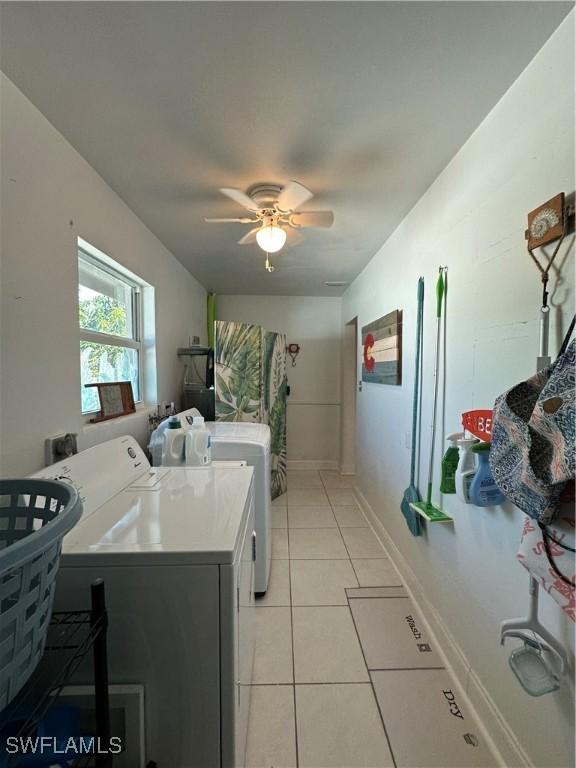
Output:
[[207, 293, 216, 348]]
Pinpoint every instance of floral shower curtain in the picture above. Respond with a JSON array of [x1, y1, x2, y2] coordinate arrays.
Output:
[[263, 331, 288, 499], [214, 320, 287, 498]]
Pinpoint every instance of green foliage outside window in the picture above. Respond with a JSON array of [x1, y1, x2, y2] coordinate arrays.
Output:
[[80, 294, 129, 379]]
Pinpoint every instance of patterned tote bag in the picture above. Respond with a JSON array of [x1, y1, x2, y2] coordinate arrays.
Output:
[[490, 327, 575, 525]]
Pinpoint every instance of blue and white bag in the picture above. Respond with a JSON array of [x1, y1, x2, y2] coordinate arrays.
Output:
[[490, 331, 575, 525]]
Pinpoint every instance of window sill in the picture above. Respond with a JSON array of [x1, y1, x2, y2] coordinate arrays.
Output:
[[82, 403, 153, 429]]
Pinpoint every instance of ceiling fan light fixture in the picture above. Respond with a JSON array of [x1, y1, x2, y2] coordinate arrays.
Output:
[[256, 223, 287, 253]]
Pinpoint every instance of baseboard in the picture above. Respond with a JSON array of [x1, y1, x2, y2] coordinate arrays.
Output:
[[287, 459, 338, 471], [354, 485, 533, 768]]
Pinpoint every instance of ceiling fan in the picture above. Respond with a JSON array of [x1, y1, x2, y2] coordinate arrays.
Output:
[[204, 181, 334, 255]]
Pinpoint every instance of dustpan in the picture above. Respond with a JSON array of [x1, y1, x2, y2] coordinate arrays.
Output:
[[508, 639, 560, 697], [501, 577, 568, 695]]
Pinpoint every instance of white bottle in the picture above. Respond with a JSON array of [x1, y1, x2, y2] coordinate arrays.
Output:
[[184, 416, 212, 467], [455, 436, 479, 504], [162, 417, 186, 466]]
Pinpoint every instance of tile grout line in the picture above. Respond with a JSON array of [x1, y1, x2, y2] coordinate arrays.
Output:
[[250, 668, 445, 683], [333, 482, 399, 767], [324, 482, 363, 594], [348, 594, 399, 768], [346, 596, 407, 600], [369, 666, 446, 672], [286, 512, 300, 768], [251, 680, 385, 687], [289, 603, 361, 608], [290, 473, 399, 768], [331, 484, 399, 766], [324, 475, 362, 591], [325, 471, 400, 768], [331, 499, 361, 588]]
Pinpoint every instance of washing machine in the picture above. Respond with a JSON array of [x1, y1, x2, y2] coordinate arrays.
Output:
[[32, 436, 255, 768], [150, 408, 271, 594]]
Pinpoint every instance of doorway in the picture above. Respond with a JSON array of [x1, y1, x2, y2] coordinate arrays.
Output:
[[340, 316, 358, 475]]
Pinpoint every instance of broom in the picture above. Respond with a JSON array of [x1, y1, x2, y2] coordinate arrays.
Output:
[[410, 268, 453, 523], [400, 277, 424, 536]]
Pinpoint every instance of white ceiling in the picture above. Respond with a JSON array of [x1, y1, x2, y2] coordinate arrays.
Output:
[[0, 2, 571, 295]]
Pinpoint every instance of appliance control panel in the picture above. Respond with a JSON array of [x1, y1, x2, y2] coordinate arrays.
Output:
[[30, 435, 150, 521]]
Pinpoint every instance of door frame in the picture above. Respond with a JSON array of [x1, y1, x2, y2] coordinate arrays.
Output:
[[339, 316, 358, 475]]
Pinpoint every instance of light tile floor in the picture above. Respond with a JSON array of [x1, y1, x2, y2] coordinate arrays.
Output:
[[246, 470, 497, 768]]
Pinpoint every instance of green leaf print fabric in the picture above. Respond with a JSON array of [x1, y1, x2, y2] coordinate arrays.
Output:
[[264, 331, 288, 499], [214, 321, 263, 422], [214, 320, 287, 498]]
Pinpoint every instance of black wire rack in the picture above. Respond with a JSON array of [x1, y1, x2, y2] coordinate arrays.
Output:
[[0, 580, 112, 768]]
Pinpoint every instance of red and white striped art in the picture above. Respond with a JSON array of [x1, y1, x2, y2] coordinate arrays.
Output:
[[361, 310, 402, 385]]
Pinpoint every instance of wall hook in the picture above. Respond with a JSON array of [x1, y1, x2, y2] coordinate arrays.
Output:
[[286, 343, 300, 367]]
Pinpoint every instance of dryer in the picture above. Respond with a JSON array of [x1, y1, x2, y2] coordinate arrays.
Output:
[[150, 409, 271, 594], [32, 436, 255, 768]]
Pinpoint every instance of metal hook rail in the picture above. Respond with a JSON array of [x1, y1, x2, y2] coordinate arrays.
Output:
[[500, 192, 575, 692]]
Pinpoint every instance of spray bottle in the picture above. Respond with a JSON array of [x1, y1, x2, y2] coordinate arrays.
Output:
[[469, 442, 505, 507], [455, 435, 479, 504], [440, 432, 462, 494]]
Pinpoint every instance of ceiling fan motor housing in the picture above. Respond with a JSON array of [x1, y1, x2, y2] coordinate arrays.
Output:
[[246, 183, 283, 207]]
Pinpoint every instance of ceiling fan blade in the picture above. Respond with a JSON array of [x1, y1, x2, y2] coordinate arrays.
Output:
[[276, 181, 314, 212], [238, 227, 261, 245], [204, 217, 256, 224], [219, 187, 259, 211], [285, 227, 305, 247], [290, 210, 334, 228]]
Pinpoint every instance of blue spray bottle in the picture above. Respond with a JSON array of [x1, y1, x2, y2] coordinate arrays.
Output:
[[469, 442, 505, 507]]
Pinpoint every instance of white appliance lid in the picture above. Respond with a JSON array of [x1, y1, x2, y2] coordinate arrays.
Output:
[[206, 422, 271, 447], [62, 465, 254, 566], [151, 408, 271, 448], [30, 435, 150, 523]]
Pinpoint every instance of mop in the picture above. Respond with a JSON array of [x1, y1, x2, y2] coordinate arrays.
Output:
[[400, 277, 424, 536], [410, 267, 453, 523]]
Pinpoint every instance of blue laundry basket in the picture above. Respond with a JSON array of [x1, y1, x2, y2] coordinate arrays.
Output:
[[0, 479, 82, 711]]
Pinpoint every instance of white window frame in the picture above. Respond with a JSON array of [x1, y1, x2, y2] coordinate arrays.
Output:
[[78, 245, 144, 415]]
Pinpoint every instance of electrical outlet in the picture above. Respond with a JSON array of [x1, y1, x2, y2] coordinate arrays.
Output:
[[45, 433, 78, 466]]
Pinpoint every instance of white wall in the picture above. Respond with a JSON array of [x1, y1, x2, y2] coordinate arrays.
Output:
[[342, 15, 575, 767], [216, 295, 342, 468], [0, 75, 207, 476]]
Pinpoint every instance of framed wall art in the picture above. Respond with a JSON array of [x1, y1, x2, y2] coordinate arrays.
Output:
[[361, 310, 402, 385]]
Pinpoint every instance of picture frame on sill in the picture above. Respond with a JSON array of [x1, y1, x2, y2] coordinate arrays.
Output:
[[85, 381, 136, 422]]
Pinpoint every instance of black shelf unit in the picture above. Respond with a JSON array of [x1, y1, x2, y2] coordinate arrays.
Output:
[[1, 579, 112, 768]]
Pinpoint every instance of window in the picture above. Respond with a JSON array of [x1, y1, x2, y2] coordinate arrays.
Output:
[[78, 245, 143, 414]]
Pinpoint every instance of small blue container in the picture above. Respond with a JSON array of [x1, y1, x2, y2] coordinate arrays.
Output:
[[469, 442, 505, 507]]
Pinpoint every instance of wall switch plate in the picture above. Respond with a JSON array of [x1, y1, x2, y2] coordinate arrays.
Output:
[[405, 431, 411, 449], [45, 433, 78, 466]]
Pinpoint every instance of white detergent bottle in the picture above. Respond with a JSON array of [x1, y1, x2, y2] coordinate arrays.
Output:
[[185, 416, 212, 466], [455, 435, 479, 504], [162, 416, 186, 466]]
